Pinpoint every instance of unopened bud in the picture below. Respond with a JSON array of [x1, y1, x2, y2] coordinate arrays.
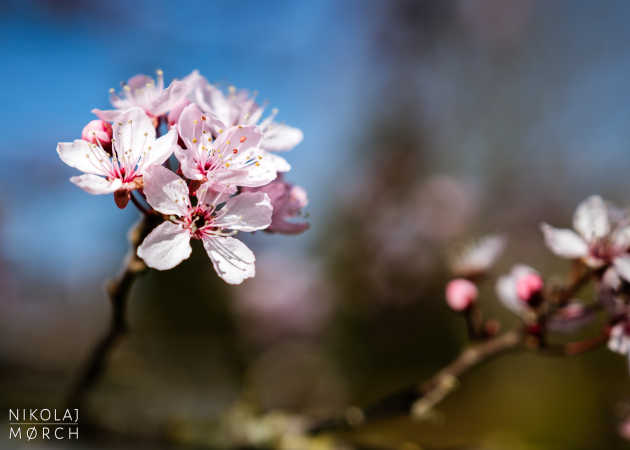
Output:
[[445, 278, 478, 311], [82, 120, 112, 146], [516, 273, 543, 303]]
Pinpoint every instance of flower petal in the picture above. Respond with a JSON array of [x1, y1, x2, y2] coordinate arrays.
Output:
[[111, 107, 156, 164], [142, 127, 177, 168], [573, 195, 610, 242], [540, 223, 589, 259], [57, 139, 110, 176], [614, 255, 630, 283], [143, 165, 190, 216], [264, 151, 291, 172], [202, 236, 255, 284], [214, 192, 273, 231], [70, 174, 121, 194], [261, 123, 303, 151], [92, 108, 126, 122], [177, 103, 224, 150], [137, 221, 192, 270]]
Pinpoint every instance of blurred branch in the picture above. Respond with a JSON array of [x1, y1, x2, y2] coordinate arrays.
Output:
[[308, 329, 523, 435], [66, 216, 153, 410]]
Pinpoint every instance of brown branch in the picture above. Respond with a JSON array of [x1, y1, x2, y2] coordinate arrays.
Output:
[[308, 329, 523, 435], [66, 215, 154, 410]]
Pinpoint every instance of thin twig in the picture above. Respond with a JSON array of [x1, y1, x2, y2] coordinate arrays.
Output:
[[66, 215, 153, 410], [308, 329, 523, 435]]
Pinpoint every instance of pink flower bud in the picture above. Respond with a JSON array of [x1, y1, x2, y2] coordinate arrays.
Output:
[[81, 119, 112, 146], [516, 273, 543, 303], [445, 278, 478, 311]]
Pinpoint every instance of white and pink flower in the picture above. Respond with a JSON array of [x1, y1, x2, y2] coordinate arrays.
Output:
[[174, 103, 277, 191], [136, 165, 272, 284], [243, 176, 309, 234], [57, 107, 177, 206], [93, 70, 200, 122], [541, 195, 630, 285], [609, 322, 630, 371], [191, 79, 302, 172], [496, 264, 542, 314]]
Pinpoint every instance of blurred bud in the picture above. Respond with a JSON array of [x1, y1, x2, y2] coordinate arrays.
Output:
[[516, 272, 543, 303], [81, 119, 112, 147], [445, 278, 478, 311]]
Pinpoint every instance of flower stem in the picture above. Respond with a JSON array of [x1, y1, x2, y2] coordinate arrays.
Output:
[[66, 215, 153, 411], [307, 329, 523, 435]]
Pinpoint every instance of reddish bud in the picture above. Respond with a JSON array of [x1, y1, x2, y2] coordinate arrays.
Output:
[[516, 273, 543, 303], [445, 278, 478, 311], [82, 120, 112, 149]]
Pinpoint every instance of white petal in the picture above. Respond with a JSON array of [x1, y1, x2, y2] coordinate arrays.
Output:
[[614, 256, 630, 283], [264, 151, 292, 172], [57, 140, 110, 176], [573, 195, 610, 242], [495, 274, 522, 314], [195, 84, 234, 126], [142, 127, 177, 168], [203, 236, 255, 284], [603, 266, 622, 290], [111, 107, 155, 163], [143, 165, 190, 216], [70, 174, 121, 194], [214, 192, 273, 231], [261, 123, 303, 151], [540, 223, 589, 259], [137, 221, 192, 270]]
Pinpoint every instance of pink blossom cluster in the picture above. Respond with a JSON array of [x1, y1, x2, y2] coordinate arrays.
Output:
[[57, 70, 309, 284], [445, 195, 630, 369]]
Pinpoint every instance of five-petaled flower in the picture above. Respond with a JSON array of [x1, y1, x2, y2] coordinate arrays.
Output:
[[93, 70, 199, 122], [541, 195, 630, 286], [192, 79, 303, 172], [57, 107, 177, 207], [174, 103, 277, 191], [136, 165, 272, 284]]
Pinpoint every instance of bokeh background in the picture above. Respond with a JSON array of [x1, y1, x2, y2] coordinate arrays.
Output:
[[2, 0, 630, 448]]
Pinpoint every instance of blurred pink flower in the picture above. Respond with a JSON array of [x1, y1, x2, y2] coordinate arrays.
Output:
[[496, 264, 540, 314], [244, 176, 309, 235], [541, 195, 630, 285], [57, 107, 177, 205], [450, 234, 506, 278], [174, 103, 277, 191], [137, 165, 272, 284], [93, 69, 200, 121], [608, 322, 630, 370], [445, 278, 477, 311], [233, 253, 330, 341], [515, 272, 543, 303]]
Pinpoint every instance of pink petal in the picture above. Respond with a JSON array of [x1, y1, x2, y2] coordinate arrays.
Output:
[[70, 174, 121, 194], [57, 140, 110, 176], [137, 221, 192, 270], [143, 165, 190, 216], [202, 236, 255, 285], [214, 192, 273, 232]]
